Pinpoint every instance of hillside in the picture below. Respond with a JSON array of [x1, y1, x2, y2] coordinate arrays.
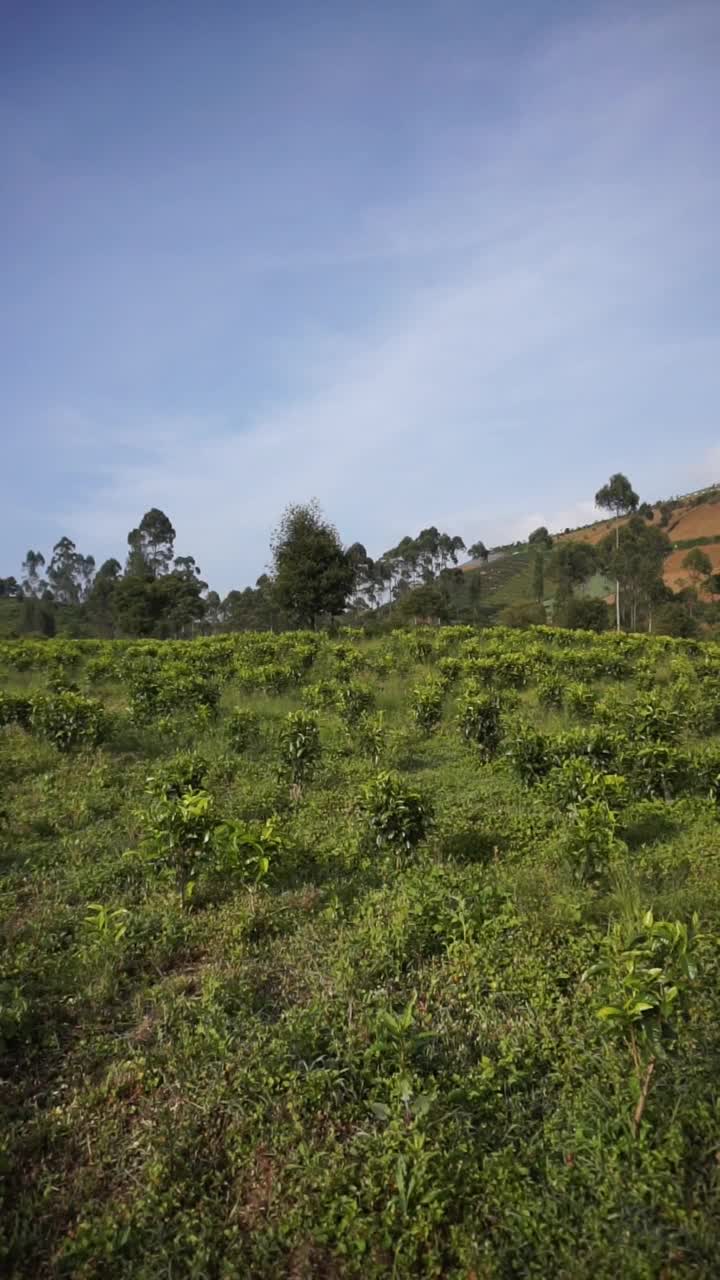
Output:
[[460, 482, 720, 611]]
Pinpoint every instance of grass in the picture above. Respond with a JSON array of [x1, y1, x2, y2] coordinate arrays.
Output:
[[2, 628, 720, 1277]]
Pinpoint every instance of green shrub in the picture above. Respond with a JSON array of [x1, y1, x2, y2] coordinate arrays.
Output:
[[335, 680, 375, 727], [359, 771, 432, 854], [628, 742, 691, 800], [30, 691, 107, 751], [126, 659, 219, 722], [505, 722, 553, 784], [588, 910, 708, 1134], [456, 690, 502, 757], [353, 711, 387, 764], [0, 691, 33, 730], [562, 800, 624, 887], [146, 752, 209, 800], [410, 678, 444, 736], [536, 674, 564, 708], [141, 786, 215, 903], [278, 711, 321, 785], [564, 681, 596, 719], [554, 597, 609, 632], [545, 758, 627, 812], [303, 678, 340, 710], [225, 707, 260, 752]]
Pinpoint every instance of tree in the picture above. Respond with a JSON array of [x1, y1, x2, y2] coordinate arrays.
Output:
[[86, 559, 122, 636], [598, 516, 670, 632], [21, 550, 46, 598], [19, 596, 56, 636], [270, 501, 354, 628], [532, 550, 545, 602], [528, 526, 553, 550], [554, 597, 609, 632], [498, 602, 546, 628], [46, 537, 95, 605], [155, 569, 206, 636], [203, 590, 222, 631], [112, 574, 161, 637], [638, 502, 654, 521], [653, 601, 698, 638], [595, 473, 640, 631], [552, 541, 597, 600], [682, 548, 712, 593], [126, 508, 176, 578], [467, 541, 489, 563], [0, 576, 20, 598], [347, 543, 379, 611], [395, 583, 450, 624]]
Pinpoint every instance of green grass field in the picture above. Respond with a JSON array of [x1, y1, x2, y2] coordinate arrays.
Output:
[[2, 627, 720, 1278]]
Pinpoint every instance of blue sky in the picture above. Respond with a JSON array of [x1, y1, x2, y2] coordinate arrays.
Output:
[[2, 0, 719, 593]]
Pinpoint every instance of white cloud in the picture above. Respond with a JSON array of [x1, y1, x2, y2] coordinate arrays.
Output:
[[42, 1, 720, 591]]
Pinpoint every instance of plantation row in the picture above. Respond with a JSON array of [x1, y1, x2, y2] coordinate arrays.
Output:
[[2, 624, 720, 1277]]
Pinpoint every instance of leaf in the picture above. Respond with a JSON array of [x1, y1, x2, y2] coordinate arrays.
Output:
[[369, 1102, 391, 1121], [597, 1006, 624, 1019]]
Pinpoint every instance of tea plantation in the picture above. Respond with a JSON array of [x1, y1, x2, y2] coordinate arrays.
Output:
[[2, 626, 720, 1277]]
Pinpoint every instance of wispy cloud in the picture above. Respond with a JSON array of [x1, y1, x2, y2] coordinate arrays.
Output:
[[3, 1, 720, 590]]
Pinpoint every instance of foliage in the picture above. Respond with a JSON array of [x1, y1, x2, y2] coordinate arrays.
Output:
[[456, 688, 502, 757], [225, 706, 260, 752], [4, 623, 720, 1277], [554, 596, 609, 632], [353, 710, 387, 763], [588, 910, 708, 1133], [29, 690, 108, 751], [141, 785, 215, 902], [653, 601, 699, 637], [270, 500, 355, 627], [278, 710, 321, 784], [497, 601, 546, 627], [359, 771, 432, 854], [561, 800, 625, 887], [335, 679, 375, 727], [410, 677, 444, 736]]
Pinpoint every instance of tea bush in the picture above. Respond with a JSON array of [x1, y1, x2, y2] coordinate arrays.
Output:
[[3, 622, 720, 1278], [359, 771, 433, 854], [456, 688, 502, 757], [224, 706, 260, 752], [29, 690, 108, 751], [410, 677, 444, 736]]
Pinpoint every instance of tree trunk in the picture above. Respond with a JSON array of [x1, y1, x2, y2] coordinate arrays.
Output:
[[615, 522, 621, 632]]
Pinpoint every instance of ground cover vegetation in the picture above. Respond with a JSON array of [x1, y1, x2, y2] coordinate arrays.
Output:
[[2, 621, 720, 1277]]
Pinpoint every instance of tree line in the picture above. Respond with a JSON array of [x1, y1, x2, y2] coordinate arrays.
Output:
[[1, 473, 717, 638]]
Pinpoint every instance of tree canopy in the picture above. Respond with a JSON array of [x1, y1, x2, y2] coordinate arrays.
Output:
[[270, 501, 355, 628]]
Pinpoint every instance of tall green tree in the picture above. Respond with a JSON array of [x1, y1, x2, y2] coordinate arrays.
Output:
[[598, 516, 670, 632], [552, 541, 597, 601], [595, 473, 640, 631], [532, 549, 545, 602], [528, 526, 553, 551], [126, 509, 176, 577], [467, 540, 489, 563], [19, 596, 56, 636], [86, 559, 122, 635], [21, 550, 46, 598], [46, 537, 95, 605], [682, 547, 712, 592], [270, 501, 354, 628]]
